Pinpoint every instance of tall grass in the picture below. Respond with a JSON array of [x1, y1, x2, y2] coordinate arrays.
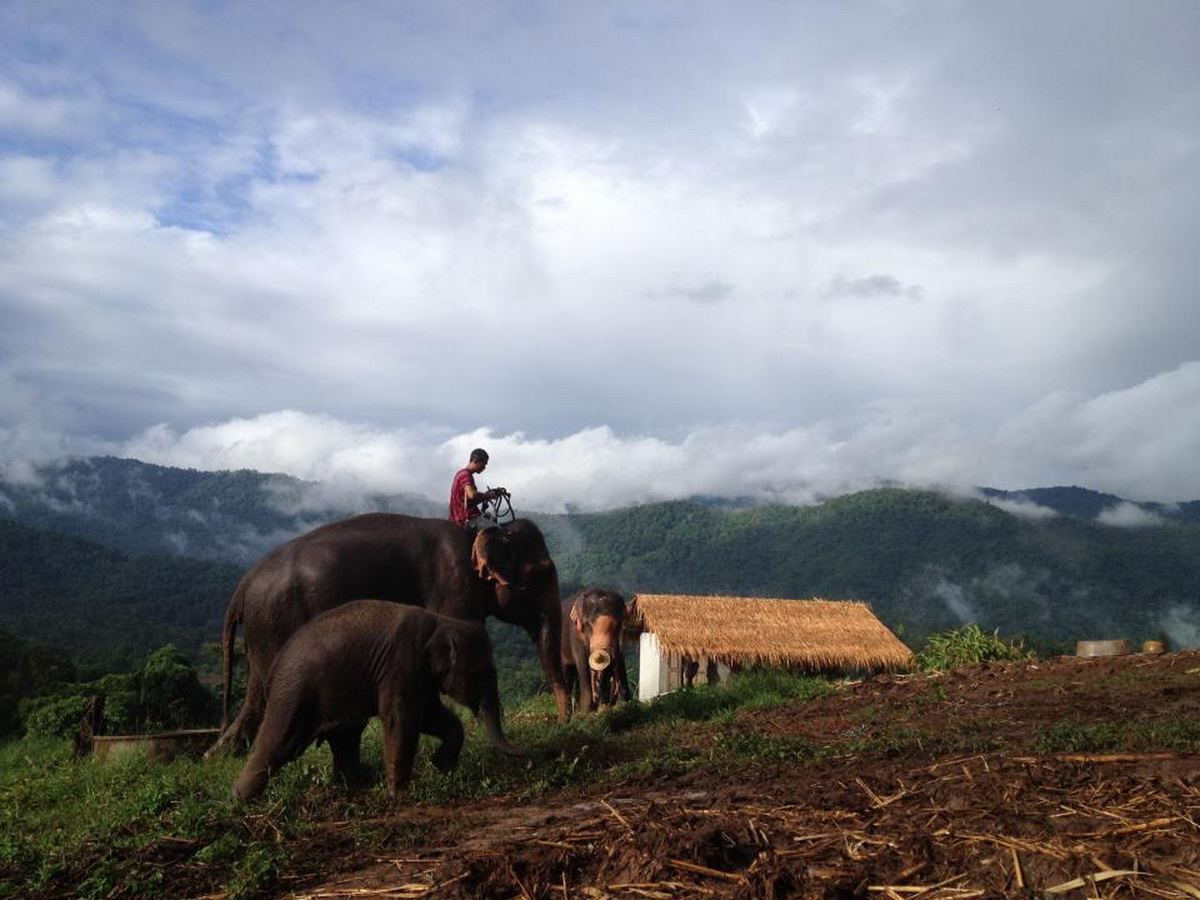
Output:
[[0, 668, 830, 899]]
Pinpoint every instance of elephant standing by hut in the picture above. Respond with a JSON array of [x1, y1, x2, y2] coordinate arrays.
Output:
[[208, 513, 569, 757], [561, 586, 632, 713]]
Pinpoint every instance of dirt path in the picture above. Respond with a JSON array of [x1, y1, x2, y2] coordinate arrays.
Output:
[[283, 651, 1200, 899]]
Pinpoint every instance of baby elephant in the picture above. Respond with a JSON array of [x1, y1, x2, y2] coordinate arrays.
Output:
[[232, 599, 530, 802]]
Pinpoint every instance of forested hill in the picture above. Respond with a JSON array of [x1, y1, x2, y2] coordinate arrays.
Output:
[[0, 518, 241, 668], [0, 455, 441, 564], [544, 489, 1200, 650], [4, 457, 1200, 666]]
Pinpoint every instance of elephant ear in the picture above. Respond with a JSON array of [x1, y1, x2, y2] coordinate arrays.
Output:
[[472, 528, 514, 586], [569, 600, 585, 635], [426, 623, 463, 689]]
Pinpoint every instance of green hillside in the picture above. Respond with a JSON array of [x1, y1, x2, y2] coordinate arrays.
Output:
[[4, 464, 1200, 679], [545, 489, 1200, 649], [0, 518, 241, 669], [0, 456, 440, 564]]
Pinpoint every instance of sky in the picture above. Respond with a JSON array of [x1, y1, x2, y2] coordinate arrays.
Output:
[[2, 1, 1199, 512]]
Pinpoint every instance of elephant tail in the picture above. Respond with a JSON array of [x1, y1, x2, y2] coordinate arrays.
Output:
[[219, 588, 245, 732]]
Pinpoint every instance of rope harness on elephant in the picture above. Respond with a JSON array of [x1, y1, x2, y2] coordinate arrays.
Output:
[[478, 487, 516, 526]]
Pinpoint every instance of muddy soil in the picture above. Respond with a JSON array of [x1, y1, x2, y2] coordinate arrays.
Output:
[[271, 651, 1200, 899]]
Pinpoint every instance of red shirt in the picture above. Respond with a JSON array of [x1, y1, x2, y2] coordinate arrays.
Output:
[[449, 468, 480, 527]]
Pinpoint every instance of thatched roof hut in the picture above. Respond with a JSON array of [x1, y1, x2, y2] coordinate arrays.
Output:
[[631, 594, 913, 675]]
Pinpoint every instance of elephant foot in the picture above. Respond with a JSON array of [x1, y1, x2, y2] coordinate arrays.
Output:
[[204, 727, 240, 760], [333, 762, 372, 790], [232, 766, 268, 803], [205, 713, 258, 760], [431, 742, 460, 774], [385, 775, 413, 801], [553, 686, 571, 722]]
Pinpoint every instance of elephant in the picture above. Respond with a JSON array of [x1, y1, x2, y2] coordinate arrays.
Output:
[[560, 587, 632, 713], [207, 514, 568, 758], [232, 600, 530, 802]]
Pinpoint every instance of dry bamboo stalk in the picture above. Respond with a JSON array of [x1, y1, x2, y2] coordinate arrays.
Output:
[[1074, 816, 1181, 837], [290, 888, 432, 899], [1044, 870, 1142, 895], [605, 883, 692, 891], [607, 883, 705, 899], [894, 862, 929, 882], [854, 777, 909, 808], [600, 798, 634, 835], [665, 858, 746, 883], [509, 866, 535, 900], [959, 832, 1071, 861], [868, 872, 973, 895]]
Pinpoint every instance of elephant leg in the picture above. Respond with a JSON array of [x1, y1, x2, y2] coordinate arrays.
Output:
[[207, 670, 266, 759], [596, 667, 616, 708], [424, 702, 465, 774], [233, 732, 294, 803], [233, 747, 272, 802], [575, 649, 596, 713], [380, 711, 421, 799], [562, 663, 579, 714], [326, 725, 368, 787], [537, 627, 572, 722], [231, 694, 316, 802], [617, 656, 632, 702]]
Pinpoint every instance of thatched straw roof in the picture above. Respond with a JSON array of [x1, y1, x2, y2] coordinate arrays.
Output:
[[631, 594, 913, 673]]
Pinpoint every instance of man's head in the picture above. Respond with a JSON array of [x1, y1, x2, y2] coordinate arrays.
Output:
[[467, 448, 489, 473]]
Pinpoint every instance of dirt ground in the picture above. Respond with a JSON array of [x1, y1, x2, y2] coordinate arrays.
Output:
[[266, 650, 1200, 899]]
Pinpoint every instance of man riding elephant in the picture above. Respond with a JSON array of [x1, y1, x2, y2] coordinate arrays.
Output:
[[207, 511, 570, 757], [449, 448, 506, 531]]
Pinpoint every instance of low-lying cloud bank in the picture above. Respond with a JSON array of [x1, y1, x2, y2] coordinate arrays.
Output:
[[4, 367, 1199, 513]]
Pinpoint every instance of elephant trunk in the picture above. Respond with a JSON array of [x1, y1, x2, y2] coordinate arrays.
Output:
[[476, 686, 533, 761], [587, 614, 626, 707]]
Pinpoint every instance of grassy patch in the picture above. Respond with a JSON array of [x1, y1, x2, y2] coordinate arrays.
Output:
[[0, 670, 830, 899], [1036, 716, 1200, 754]]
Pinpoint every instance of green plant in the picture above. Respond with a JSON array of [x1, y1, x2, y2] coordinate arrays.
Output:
[[1036, 720, 1120, 753], [914, 623, 1033, 671], [226, 844, 287, 899], [709, 731, 818, 764]]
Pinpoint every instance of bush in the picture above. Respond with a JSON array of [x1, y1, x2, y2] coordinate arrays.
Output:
[[914, 623, 1033, 671], [23, 694, 91, 740], [19, 645, 217, 738], [138, 645, 217, 732]]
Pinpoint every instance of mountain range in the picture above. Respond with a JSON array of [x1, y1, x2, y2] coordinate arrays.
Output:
[[3, 456, 1200, 669]]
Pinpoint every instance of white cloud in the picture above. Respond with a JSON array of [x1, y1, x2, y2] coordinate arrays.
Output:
[[993, 362, 1200, 501], [1159, 606, 1200, 652], [1, 3, 1199, 505], [982, 497, 1059, 521], [932, 578, 979, 624], [1096, 502, 1164, 528]]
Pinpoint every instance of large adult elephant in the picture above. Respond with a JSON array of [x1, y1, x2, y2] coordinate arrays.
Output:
[[206, 514, 568, 757]]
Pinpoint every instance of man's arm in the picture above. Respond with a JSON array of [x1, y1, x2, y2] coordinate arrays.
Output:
[[464, 481, 498, 504]]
